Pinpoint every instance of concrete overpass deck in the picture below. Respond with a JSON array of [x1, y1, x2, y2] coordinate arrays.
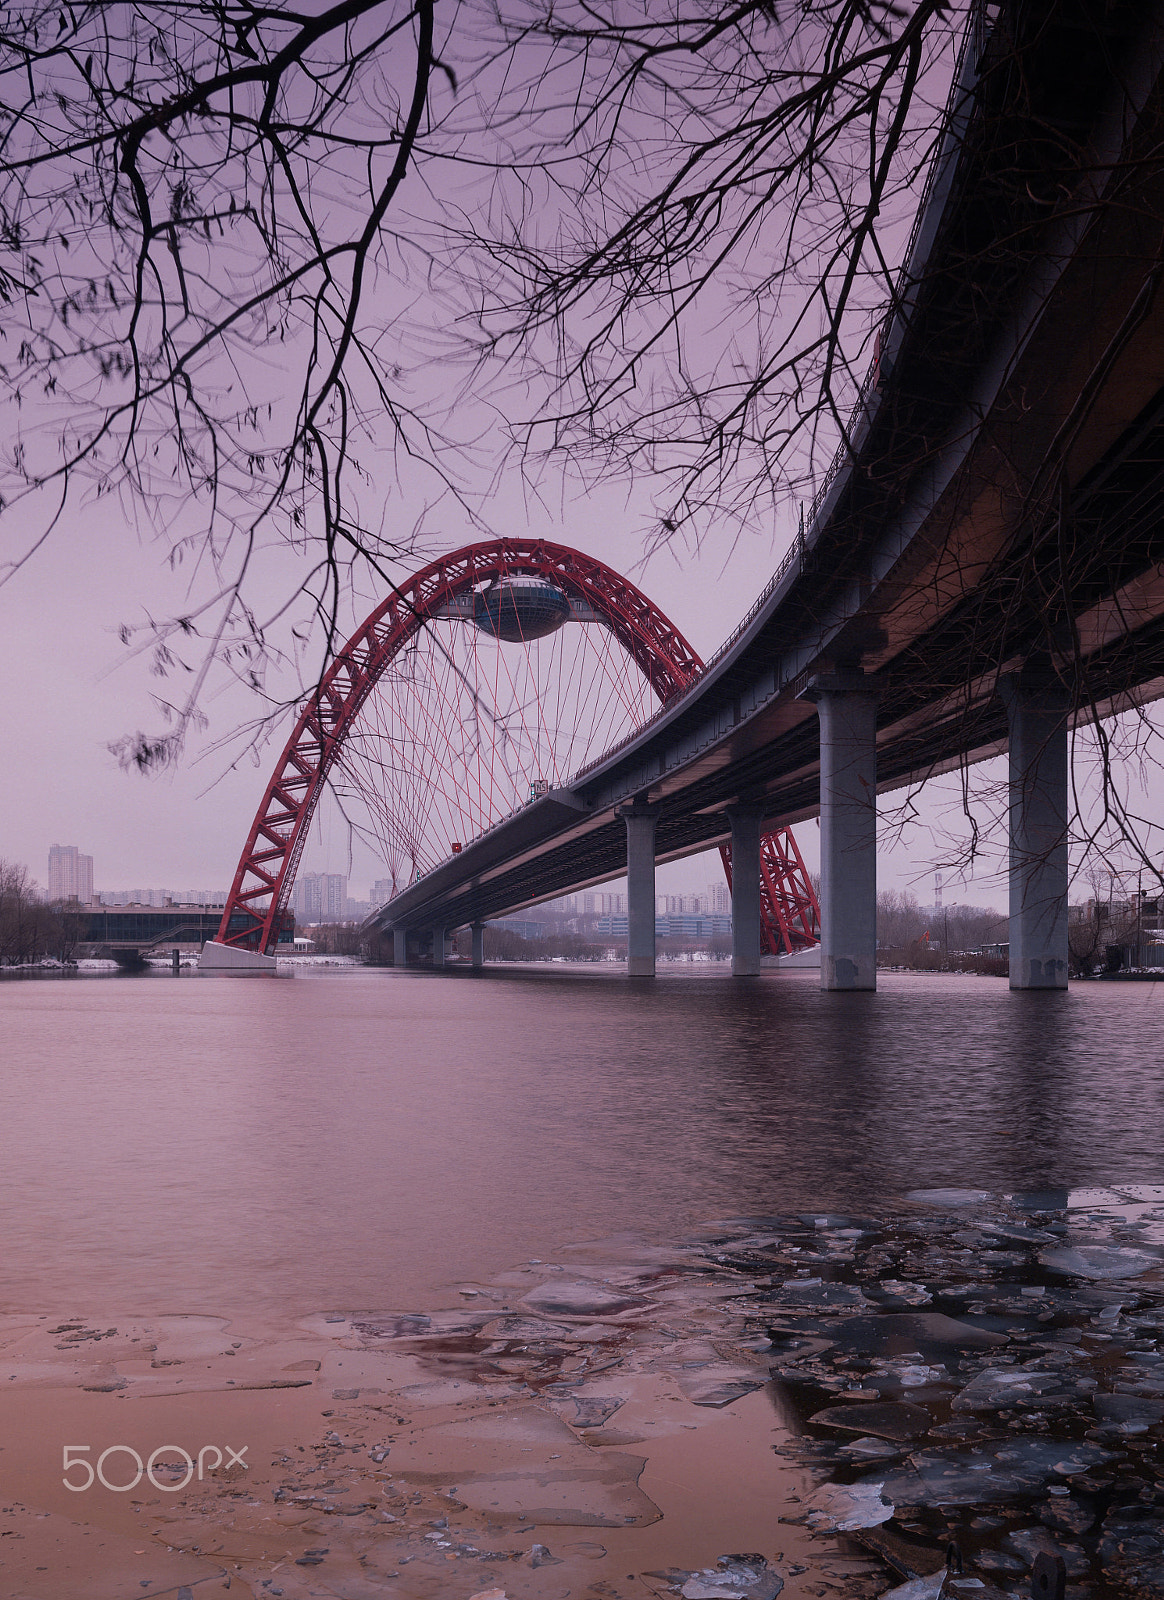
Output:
[[372, 0, 1164, 963]]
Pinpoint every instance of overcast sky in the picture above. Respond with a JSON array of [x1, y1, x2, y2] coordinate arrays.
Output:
[[2, 3, 1160, 918], [7, 458, 1150, 915]]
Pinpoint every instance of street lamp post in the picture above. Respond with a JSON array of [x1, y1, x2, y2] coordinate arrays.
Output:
[[944, 903, 957, 964]]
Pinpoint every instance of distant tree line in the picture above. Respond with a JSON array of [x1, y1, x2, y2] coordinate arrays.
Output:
[[1065, 897, 1156, 978], [475, 928, 609, 964], [875, 890, 1010, 971], [0, 861, 82, 965], [876, 890, 1005, 953], [306, 922, 367, 956]]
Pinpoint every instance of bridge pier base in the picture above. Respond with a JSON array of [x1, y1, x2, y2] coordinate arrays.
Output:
[[393, 928, 407, 967], [198, 940, 279, 975], [1001, 672, 1069, 990], [619, 801, 660, 977], [432, 928, 447, 968], [802, 670, 881, 992], [728, 806, 764, 975], [471, 922, 485, 968]]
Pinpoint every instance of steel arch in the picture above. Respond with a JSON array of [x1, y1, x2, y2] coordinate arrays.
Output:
[[216, 537, 818, 954]]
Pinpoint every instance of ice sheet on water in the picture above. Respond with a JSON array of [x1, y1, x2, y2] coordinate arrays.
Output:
[[678, 1368, 767, 1407], [881, 1439, 1116, 1506], [1004, 1526, 1089, 1576], [480, 1316, 581, 1341], [766, 1282, 871, 1310], [797, 1214, 879, 1233], [808, 1401, 932, 1440], [1039, 1245, 1161, 1279], [552, 1394, 625, 1428], [1092, 1393, 1164, 1430], [521, 1280, 650, 1317], [864, 1280, 933, 1307], [1069, 1186, 1164, 1208], [802, 1479, 894, 1531], [680, 1555, 784, 1600], [836, 1436, 906, 1462], [349, 1310, 493, 1339], [885, 1363, 949, 1389], [906, 1190, 992, 1207], [951, 1368, 1086, 1412], [880, 1573, 947, 1600]]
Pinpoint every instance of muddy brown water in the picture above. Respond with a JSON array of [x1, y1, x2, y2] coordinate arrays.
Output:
[[1, 964, 1163, 1599]]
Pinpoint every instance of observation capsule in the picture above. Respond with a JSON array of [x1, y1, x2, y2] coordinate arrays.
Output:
[[472, 575, 572, 642]]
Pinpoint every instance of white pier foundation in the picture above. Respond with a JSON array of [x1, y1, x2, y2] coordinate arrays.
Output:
[[198, 940, 280, 975]]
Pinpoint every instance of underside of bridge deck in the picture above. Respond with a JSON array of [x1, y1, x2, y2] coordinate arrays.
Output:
[[371, 0, 1164, 988]]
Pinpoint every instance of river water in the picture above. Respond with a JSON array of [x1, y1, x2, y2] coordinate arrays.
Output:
[[2, 964, 1162, 1320]]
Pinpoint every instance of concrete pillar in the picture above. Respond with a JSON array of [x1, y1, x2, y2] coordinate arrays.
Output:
[[392, 927, 407, 967], [617, 801, 660, 976], [1000, 672, 1069, 990], [432, 928, 446, 967], [801, 670, 881, 991], [471, 922, 485, 968], [727, 805, 764, 975]]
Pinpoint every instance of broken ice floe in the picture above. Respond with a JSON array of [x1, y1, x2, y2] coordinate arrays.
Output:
[[679, 1554, 784, 1599], [802, 1479, 894, 1531]]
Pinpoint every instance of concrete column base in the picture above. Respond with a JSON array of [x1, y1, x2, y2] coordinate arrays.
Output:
[[727, 805, 764, 975], [471, 922, 485, 968], [393, 928, 408, 967], [801, 670, 881, 992], [198, 940, 279, 976], [432, 928, 447, 968], [1000, 671, 1070, 990], [617, 801, 660, 976]]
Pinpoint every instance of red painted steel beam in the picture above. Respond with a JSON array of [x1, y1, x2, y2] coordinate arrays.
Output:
[[217, 538, 819, 954]]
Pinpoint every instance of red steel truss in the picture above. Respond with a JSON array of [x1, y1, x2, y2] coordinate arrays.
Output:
[[720, 831, 820, 956], [216, 537, 820, 954]]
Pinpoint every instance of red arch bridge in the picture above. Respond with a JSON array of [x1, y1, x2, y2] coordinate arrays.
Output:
[[201, 539, 820, 974], [201, 0, 1164, 989]]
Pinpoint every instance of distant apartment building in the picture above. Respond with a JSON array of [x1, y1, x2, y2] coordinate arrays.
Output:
[[99, 889, 165, 908], [48, 844, 93, 903], [707, 881, 730, 915], [371, 878, 396, 907], [294, 872, 348, 922], [597, 912, 731, 939], [96, 887, 228, 907], [663, 892, 708, 915]]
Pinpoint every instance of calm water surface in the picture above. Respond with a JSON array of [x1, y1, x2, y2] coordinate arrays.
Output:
[[1, 966, 1162, 1317]]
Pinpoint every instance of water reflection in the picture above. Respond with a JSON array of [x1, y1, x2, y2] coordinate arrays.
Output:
[[0, 967, 1160, 1316]]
